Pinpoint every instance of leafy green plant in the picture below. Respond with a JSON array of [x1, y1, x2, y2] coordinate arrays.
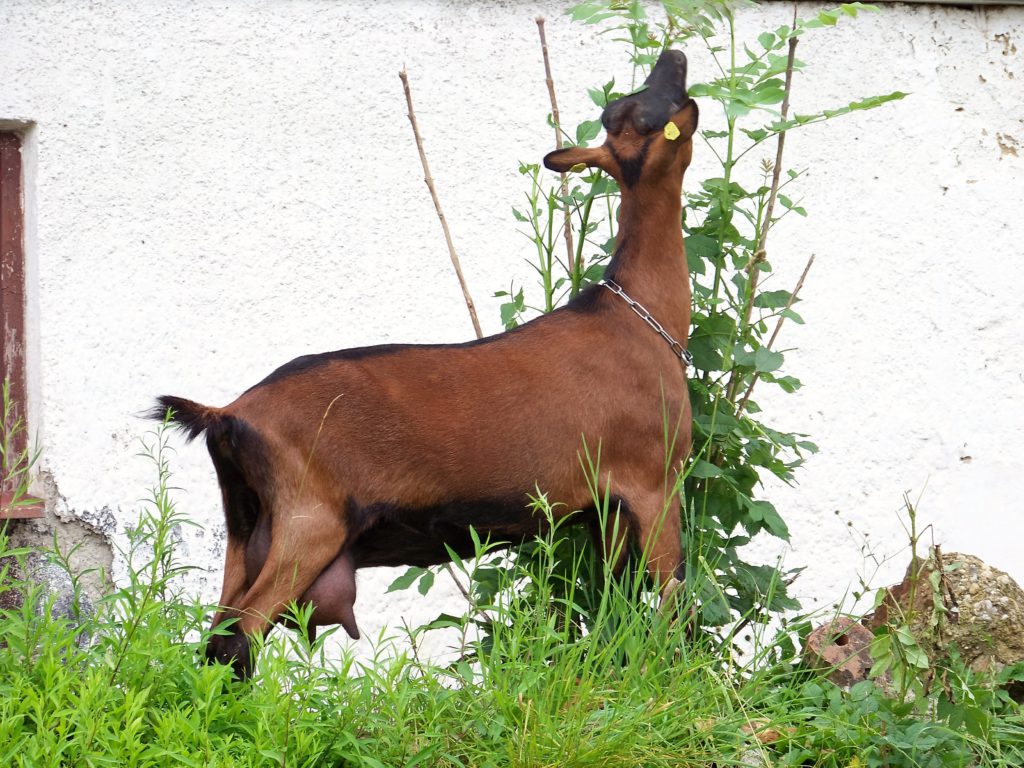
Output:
[[574, 0, 904, 630], [0, 377, 40, 519], [413, 0, 908, 650], [0, 419, 760, 765], [867, 497, 939, 704], [3, 419, 1023, 765]]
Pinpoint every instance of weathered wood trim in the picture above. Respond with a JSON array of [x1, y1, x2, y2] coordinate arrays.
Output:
[[0, 132, 32, 520], [0, 490, 44, 520]]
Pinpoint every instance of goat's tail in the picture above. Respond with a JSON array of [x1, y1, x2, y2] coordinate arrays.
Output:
[[149, 395, 225, 442]]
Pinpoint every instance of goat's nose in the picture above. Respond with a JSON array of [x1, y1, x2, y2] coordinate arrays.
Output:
[[602, 99, 637, 135]]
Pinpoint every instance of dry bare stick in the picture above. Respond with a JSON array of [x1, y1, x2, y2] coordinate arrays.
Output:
[[725, 8, 800, 404], [399, 68, 483, 340], [754, 7, 801, 265], [735, 253, 814, 415], [536, 17, 577, 285]]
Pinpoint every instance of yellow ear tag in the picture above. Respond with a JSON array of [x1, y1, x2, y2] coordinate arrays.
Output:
[[569, 163, 587, 173], [663, 121, 681, 141]]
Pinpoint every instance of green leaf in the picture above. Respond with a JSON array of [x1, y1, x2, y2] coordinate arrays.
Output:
[[753, 347, 784, 373], [751, 78, 786, 106], [870, 631, 891, 657], [568, 3, 621, 24], [895, 625, 916, 646], [869, 654, 892, 680], [575, 119, 602, 146], [694, 410, 740, 437], [419, 613, 463, 632], [774, 375, 802, 393], [387, 566, 426, 593], [725, 99, 752, 121], [684, 234, 719, 278], [780, 308, 804, 324], [904, 644, 931, 669], [963, 706, 992, 739], [587, 79, 615, 107], [778, 194, 807, 216], [753, 289, 792, 309], [747, 499, 790, 540], [815, 9, 840, 26], [694, 577, 733, 626], [499, 303, 518, 329], [685, 233, 719, 258], [689, 312, 736, 371], [417, 569, 436, 596], [688, 459, 722, 479], [582, 262, 606, 282]]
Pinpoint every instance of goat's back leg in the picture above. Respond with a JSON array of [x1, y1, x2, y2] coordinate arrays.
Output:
[[205, 501, 347, 678], [210, 534, 251, 634]]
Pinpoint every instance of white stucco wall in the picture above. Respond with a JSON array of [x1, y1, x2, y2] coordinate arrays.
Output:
[[1, 1, 1022, 656]]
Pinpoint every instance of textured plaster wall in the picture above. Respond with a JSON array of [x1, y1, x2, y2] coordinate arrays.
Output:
[[1, 1, 1022, 656]]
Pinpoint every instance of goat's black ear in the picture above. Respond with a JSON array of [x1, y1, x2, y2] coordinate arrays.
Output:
[[544, 145, 611, 174], [663, 99, 699, 143]]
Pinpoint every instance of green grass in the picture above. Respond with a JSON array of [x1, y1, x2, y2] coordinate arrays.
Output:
[[1, 424, 1023, 767]]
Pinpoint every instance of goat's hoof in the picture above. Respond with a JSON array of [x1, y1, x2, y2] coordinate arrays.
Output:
[[659, 576, 684, 603]]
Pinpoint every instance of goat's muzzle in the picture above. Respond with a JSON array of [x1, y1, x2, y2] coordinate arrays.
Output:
[[205, 630, 254, 681], [602, 49, 689, 136]]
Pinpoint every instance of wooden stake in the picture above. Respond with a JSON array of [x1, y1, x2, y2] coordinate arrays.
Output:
[[536, 17, 578, 288], [399, 68, 483, 339]]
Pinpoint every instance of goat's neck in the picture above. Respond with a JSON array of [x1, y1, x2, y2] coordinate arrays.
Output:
[[609, 183, 691, 342]]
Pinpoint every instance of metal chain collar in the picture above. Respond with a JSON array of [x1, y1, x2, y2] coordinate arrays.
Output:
[[600, 279, 694, 369]]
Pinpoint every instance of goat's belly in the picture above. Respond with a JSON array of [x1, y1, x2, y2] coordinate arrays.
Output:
[[350, 495, 551, 568]]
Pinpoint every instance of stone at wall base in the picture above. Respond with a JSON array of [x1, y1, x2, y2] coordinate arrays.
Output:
[[802, 615, 876, 689], [867, 551, 1024, 700]]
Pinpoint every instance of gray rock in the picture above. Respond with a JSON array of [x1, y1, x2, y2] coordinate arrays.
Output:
[[868, 551, 1024, 687]]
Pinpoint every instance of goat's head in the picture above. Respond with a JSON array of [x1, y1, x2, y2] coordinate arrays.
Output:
[[544, 49, 698, 189]]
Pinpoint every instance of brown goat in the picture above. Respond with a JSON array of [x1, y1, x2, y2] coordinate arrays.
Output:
[[155, 50, 699, 679]]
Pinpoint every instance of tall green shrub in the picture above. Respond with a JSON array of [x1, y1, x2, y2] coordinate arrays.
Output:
[[484, 0, 906, 636], [408, 0, 907, 648]]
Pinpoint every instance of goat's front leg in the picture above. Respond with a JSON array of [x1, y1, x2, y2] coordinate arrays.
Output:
[[627, 485, 684, 593], [628, 485, 695, 627], [205, 505, 346, 679]]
